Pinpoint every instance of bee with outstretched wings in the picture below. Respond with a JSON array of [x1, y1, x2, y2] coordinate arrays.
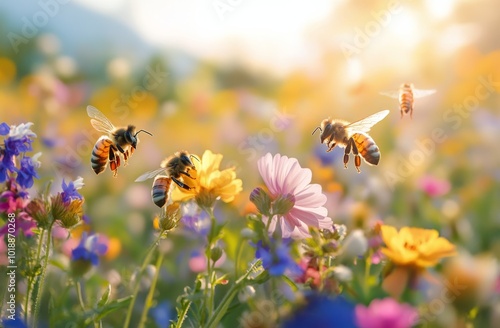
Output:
[[313, 110, 389, 172], [87, 105, 152, 177], [380, 83, 436, 118]]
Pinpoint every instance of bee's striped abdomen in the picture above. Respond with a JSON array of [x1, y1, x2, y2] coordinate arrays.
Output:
[[352, 132, 381, 165], [91, 136, 113, 175], [152, 176, 172, 208], [399, 86, 414, 116]]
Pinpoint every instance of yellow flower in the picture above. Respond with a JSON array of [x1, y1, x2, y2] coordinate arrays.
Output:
[[171, 150, 242, 208], [381, 225, 456, 268]]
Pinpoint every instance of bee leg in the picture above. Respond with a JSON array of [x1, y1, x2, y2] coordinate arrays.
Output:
[[116, 144, 125, 154], [351, 139, 361, 173], [326, 142, 336, 152], [180, 171, 196, 179], [109, 147, 119, 177], [172, 177, 193, 191], [123, 149, 129, 166], [343, 140, 352, 169]]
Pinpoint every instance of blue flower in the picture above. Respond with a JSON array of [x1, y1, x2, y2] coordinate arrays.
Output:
[[15, 156, 40, 189], [253, 239, 302, 276], [0, 123, 9, 136], [314, 144, 341, 166], [71, 232, 108, 266], [1, 311, 28, 328], [4, 136, 33, 157], [150, 300, 172, 328], [61, 177, 84, 203], [282, 294, 356, 328]]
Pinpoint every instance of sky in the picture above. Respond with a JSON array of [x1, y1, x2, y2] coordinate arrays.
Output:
[[73, 0, 339, 75]]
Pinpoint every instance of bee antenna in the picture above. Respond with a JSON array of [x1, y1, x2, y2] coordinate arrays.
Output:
[[134, 129, 153, 137], [312, 127, 322, 136], [190, 154, 200, 162]]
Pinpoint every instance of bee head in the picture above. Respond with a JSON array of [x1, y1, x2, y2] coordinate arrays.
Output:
[[128, 126, 153, 149], [312, 119, 334, 144], [179, 151, 197, 170]]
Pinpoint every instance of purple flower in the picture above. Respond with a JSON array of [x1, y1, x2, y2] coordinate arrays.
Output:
[[253, 239, 302, 276], [257, 153, 333, 239], [0, 123, 9, 136], [71, 232, 108, 266], [355, 298, 418, 328], [181, 202, 211, 237], [0, 213, 36, 237], [61, 177, 84, 204], [15, 156, 40, 189]]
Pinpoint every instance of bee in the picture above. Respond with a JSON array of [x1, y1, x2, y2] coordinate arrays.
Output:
[[380, 83, 436, 118], [87, 105, 153, 177], [313, 110, 389, 173], [135, 151, 198, 208]]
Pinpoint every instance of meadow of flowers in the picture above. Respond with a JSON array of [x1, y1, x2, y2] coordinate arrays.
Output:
[[1, 2, 500, 328]]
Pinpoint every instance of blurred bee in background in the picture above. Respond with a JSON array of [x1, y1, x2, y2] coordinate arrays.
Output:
[[135, 151, 198, 208], [313, 110, 389, 173], [87, 105, 153, 177], [380, 83, 436, 118]]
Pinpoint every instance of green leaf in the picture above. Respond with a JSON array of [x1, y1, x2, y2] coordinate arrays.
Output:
[[93, 295, 133, 321], [97, 284, 111, 307]]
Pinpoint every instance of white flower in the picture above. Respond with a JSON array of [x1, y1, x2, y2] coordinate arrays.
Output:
[[73, 176, 85, 190], [8, 122, 37, 139]]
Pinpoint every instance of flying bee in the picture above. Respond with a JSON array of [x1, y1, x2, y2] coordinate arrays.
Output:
[[87, 105, 153, 177], [135, 151, 198, 208], [380, 83, 436, 118], [313, 110, 389, 173]]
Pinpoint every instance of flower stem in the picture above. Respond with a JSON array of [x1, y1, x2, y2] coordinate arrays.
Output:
[[205, 260, 261, 328], [204, 212, 216, 323], [138, 253, 163, 328], [25, 228, 45, 323], [124, 232, 164, 328], [33, 223, 53, 327], [76, 280, 86, 311]]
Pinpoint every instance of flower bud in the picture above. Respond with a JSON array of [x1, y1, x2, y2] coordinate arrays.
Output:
[[332, 265, 353, 282], [26, 198, 51, 228], [341, 229, 368, 259], [271, 193, 295, 216], [158, 203, 181, 232], [249, 187, 272, 215], [51, 194, 83, 229], [210, 246, 223, 263], [238, 285, 256, 303]]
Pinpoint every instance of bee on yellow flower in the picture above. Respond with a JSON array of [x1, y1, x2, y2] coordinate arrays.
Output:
[[171, 150, 243, 209]]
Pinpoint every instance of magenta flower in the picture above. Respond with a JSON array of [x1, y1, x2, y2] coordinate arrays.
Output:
[[257, 153, 333, 239], [417, 175, 451, 197], [355, 298, 418, 328]]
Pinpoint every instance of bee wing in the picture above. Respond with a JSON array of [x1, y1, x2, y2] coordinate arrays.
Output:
[[412, 88, 436, 98], [379, 90, 399, 99], [87, 105, 116, 134], [135, 168, 166, 182], [346, 110, 389, 133]]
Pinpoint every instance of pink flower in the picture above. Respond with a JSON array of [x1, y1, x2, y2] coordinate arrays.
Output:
[[355, 298, 418, 328], [418, 175, 451, 197], [257, 153, 332, 239]]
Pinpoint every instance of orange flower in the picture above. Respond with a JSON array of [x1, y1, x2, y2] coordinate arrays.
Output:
[[381, 225, 456, 268]]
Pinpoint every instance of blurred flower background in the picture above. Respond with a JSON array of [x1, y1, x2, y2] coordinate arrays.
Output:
[[1, 0, 500, 327]]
